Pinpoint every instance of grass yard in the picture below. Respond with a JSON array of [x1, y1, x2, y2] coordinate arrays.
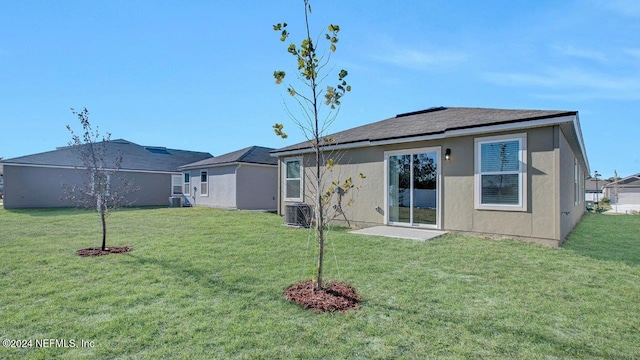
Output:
[[1, 208, 639, 359]]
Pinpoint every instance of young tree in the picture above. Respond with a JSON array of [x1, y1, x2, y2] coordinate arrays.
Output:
[[63, 108, 136, 251], [612, 170, 620, 213], [273, 0, 357, 290]]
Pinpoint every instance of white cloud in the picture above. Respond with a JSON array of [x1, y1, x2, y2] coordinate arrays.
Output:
[[373, 48, 467, 68], [553, 45, 609, 63], [484, 72, 560, 87], [484, 67, 640, 101], [369, 41, 469, 71], [592, 0, 640, 17], [624, 48, 640, 59]]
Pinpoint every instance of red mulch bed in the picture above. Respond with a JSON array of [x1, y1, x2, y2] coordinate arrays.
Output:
[[76, 246, 133, 257], [284, 280, 360, 313]]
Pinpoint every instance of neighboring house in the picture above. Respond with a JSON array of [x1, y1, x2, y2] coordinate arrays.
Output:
[[603, 173, 640, 205], [271, 106, 590, 247], [585, 178, 610, 203], [178, 146, 278, 211], [0, 139, 212, 209]]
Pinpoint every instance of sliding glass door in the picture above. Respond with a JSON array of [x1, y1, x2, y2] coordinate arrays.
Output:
[[387, 148, 440, 228]]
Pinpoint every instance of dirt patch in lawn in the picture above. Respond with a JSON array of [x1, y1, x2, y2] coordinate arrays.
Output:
[[77, 246, 132, 257], [285, 280, 360, 313]]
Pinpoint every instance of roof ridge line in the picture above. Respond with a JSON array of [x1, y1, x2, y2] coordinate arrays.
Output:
[[236, 145, 257, 162], [396, 106, 447, 118]]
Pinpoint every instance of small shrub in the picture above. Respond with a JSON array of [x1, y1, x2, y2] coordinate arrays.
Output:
[[595, 206, 608, 213]]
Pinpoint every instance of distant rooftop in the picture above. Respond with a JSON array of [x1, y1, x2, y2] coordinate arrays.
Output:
[[179, 146, 277, 170], [1, 139, 212, 173]]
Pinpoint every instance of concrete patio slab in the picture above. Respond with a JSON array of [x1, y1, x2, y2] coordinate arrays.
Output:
[[349, 226, 447, 241]]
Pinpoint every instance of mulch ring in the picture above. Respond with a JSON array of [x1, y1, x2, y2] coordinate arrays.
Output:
[[76, 246, 133, 257], [284, 280, 361, 313]]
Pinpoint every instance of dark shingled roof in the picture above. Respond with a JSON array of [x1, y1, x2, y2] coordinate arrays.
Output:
[[179, 146, 277, 170], [271, 107, 577, 154], [1, 139, 212, 173], [603, 173, 640, 187], [585, 178, 612, 191]]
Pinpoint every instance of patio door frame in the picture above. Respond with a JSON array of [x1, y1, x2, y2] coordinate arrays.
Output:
[[384, 146, 442, 229]]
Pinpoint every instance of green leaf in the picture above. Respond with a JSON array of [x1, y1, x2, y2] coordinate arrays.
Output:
[[280, 30, 289, 42], [330, 44, 336, 52], [273, 70, 286, 84], [273, 123, 288, 139]]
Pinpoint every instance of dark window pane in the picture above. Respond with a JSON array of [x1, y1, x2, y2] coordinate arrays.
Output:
[[481, 140, 519, 172], [286, 161, 300, 179], [286, 179, 301, 198], [481, 174, 519, 204]]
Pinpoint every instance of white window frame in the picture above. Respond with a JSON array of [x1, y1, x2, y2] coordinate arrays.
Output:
[[574, 159, 579, 205], [183, 173, 190, 196], [383, 147, 442, 229], [580, 166, 584, 204], [200, 170, 208, 197], [171, 174, 183, 195], [474, 133, 527, 211], [284, 157, 303, 202]]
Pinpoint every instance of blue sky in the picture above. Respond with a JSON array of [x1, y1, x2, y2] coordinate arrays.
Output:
[[1, 0, 638, 178]]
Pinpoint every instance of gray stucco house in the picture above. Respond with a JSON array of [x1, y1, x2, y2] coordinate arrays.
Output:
[[178, 146, 278, 211], [585, 178, 610, 203], [1, 139, 212, 209], [271, 107, 590, 247], [603, 173, 640, 205]]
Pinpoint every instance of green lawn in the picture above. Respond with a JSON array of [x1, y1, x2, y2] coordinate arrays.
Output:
[[1, 208, 639, 359]]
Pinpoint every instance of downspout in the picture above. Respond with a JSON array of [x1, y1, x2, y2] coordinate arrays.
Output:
[[553, 126, 561, 242], [277, 159, 282, 215]]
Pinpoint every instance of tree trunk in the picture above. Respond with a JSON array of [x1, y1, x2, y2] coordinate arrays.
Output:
[[316, 150, 324, 291], [101, 209, 107, 251]]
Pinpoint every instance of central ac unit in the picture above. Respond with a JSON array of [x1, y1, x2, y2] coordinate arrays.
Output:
[[285, 203, 312, 227]]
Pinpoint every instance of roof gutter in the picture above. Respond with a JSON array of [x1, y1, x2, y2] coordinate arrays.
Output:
[[0, 162, 181, 174], [269, 140, 373, 158]]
